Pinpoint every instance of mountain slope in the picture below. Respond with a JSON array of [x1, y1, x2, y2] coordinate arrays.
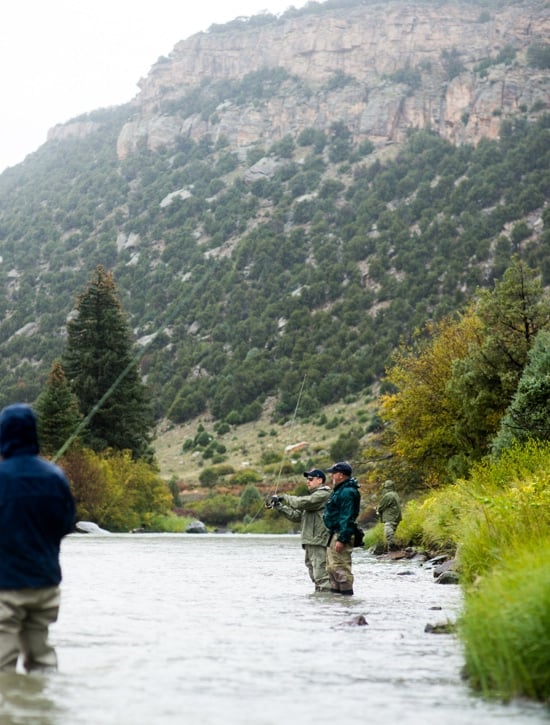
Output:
[[0, 0, 548, 428]]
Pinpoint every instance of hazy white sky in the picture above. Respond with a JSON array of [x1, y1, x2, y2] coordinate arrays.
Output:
[[1, 0, 306, 173]]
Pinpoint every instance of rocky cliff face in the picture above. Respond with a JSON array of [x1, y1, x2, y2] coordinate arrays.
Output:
[[113, 1, 549, 157]]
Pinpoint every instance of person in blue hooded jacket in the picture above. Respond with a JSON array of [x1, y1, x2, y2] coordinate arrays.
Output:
[[323, 461, 361, 595], [0, 403, 75, 672]]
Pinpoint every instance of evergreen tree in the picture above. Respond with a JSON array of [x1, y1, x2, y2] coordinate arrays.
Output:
[[448, 256, 550, 463], [492, 330, 550, 454], [35, 360, 82, 457], [62, 265, 153, 459]]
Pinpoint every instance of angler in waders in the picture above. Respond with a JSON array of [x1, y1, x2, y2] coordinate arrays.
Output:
[[376, 479, 402, 551], [323, 462, 361, 595], [267, 469, 332, 592]]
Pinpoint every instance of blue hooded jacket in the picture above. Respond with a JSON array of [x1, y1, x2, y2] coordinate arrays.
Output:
[[0, 404, 75, 589]]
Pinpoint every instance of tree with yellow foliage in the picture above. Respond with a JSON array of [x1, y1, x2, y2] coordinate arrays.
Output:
[[381, 308, 482, 487], [381, 257, 550, 488]]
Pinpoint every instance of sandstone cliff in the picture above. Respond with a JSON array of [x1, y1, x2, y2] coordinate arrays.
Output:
[[112, 0, 549, 159]]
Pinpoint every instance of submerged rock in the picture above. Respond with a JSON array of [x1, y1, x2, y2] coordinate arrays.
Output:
[[435, 570, 460, 584], [334, 614, 369, 628], [433, 558, 459, 584], [424, 622, 455, 634]]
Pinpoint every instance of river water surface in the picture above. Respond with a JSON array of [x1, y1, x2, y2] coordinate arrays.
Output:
[[0, 534, 547, 725]]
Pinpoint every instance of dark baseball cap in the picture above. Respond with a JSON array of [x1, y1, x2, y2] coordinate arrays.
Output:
[[303, 468, 326, 482], [326, 462, 352, 476]]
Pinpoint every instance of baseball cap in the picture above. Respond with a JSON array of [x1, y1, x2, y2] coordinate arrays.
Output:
[[303, 468, 326, 482], [326, 462, 352, 476]]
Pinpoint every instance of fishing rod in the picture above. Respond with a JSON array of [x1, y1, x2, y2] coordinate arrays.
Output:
[[242, 373, 307, 530], [272, 373, 307, 497]]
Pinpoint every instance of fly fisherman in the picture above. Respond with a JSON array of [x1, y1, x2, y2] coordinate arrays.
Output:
[[376, 479, 402, 551], [323, 462, 361, 595], [267, 469, 332, 592], [0, 404, 75, 672]]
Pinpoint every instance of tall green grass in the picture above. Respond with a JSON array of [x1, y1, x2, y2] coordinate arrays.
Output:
[[397, 442, 550, 580], [398, 486, 465, 553], [362, 522, 385, 549], [454, 442, 550, 584], [459, 539, 550, 701], [395, 441, 550, 701]]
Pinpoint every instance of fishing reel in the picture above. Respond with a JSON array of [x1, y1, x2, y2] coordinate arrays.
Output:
[[265, 495, 282, 509]]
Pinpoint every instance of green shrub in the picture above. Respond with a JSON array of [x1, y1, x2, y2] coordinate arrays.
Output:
[[62, 447, 172, 532], [239, 484, 263, 515], [199, 463, 236, 486], [199, 467, 219, 487], [233, 514, 295, 534], [214, 421, 231, 436], [261, 449, 283, 464], [228, 468, 262, 485], [191, 494, 239, 526], [147, 513, 191, 532]]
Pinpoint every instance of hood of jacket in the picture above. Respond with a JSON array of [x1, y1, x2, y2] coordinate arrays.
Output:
[[382, 479, 396, 492], [333, 476, 360, 492], [0, 404, 40, 458]]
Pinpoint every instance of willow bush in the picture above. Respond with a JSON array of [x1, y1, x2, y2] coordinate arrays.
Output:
[[61, 446, 173, 531]]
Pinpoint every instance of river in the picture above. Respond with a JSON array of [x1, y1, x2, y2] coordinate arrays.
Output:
[[0, 534, 547, 725]]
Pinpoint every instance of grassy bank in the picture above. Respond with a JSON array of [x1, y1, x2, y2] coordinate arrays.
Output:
[[460, 539, 550, 701], [383, 441, 550, 703]]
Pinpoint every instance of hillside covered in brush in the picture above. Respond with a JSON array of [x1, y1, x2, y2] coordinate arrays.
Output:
[[0, 0, 549, 425]]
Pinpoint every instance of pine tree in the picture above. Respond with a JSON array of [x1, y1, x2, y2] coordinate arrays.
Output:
[[62, 265, 153, 459], [35, 360, 82, 457], [448, 256, 550, 463], [492, 330, 550, 454]]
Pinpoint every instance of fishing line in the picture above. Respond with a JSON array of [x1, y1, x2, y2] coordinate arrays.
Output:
[[272, 372, 307, 496], [242, 373, 307, 530], [52, 268, 309, 534]]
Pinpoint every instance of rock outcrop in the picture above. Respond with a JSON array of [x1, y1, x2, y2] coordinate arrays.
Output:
[[115, 0, 549, 159]]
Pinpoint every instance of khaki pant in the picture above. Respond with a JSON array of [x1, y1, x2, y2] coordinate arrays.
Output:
[[384, 521, 398, 547], [0, 587, 60, 672], [326, 536, 354, 592], [303, 544, 331, 591]]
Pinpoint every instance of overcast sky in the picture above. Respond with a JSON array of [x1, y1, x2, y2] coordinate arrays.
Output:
[[1, 0, 306, 173]]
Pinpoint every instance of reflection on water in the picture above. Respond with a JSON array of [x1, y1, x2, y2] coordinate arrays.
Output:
[[0, 534, 547, 725]]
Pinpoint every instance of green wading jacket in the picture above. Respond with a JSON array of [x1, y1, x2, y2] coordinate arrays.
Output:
[[323, 477, 361, 545], [277, 486, 331, 546], [376, 480, 402, 525]]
